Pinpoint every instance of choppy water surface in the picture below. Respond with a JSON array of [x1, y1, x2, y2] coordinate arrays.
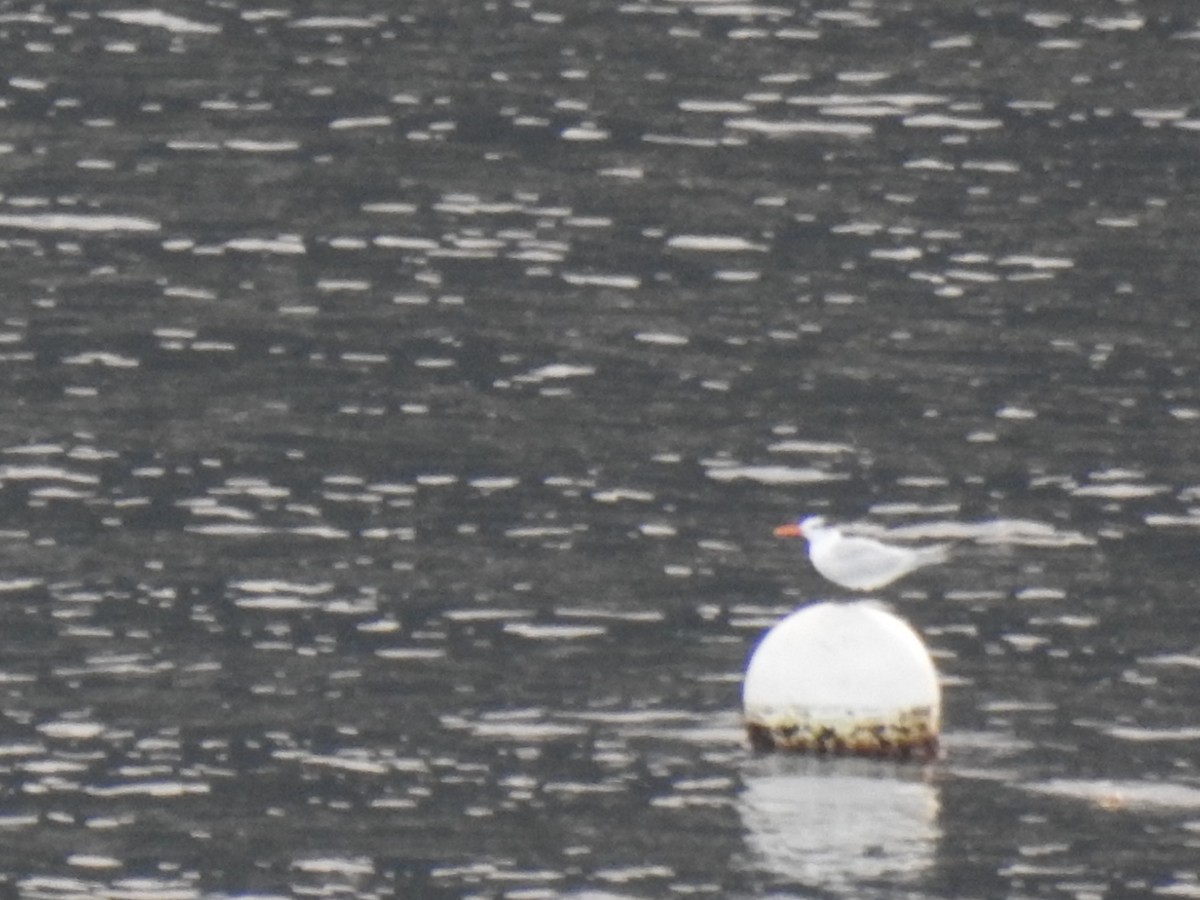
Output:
[[0, 2, 1198, 898]]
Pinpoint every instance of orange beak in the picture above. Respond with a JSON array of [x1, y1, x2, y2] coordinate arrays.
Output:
[[773, 523, 804, 538]]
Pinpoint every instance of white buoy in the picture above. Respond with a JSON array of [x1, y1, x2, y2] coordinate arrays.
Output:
[[742, 602, 941, 759]]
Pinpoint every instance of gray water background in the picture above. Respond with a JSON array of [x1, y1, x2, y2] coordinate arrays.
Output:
[[0, 2, 1198, 898]]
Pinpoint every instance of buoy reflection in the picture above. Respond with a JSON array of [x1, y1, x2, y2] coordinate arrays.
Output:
[[739, 757, 941, 890]]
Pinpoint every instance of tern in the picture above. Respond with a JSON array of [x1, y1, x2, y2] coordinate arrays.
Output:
[[774, 516, 951, 591]]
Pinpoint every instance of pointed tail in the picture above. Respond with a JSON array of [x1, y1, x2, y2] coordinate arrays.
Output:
[[916, 543, 952, 567]]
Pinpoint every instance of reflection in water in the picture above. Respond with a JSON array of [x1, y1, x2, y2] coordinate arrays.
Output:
[[739, 756, 940, 894], [1023, 778, 1200, 812]]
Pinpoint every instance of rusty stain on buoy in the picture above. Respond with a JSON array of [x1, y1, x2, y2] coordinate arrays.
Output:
[[744, 707, 940, 760]]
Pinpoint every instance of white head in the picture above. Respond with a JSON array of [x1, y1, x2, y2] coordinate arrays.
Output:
[[798, 515, 827, 534]]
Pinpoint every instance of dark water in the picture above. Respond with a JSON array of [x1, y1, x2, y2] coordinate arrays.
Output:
[[0, 2, 1198, 897]]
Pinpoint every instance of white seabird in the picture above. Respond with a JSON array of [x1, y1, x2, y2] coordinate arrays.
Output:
[[774, 516, 951, 591]]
